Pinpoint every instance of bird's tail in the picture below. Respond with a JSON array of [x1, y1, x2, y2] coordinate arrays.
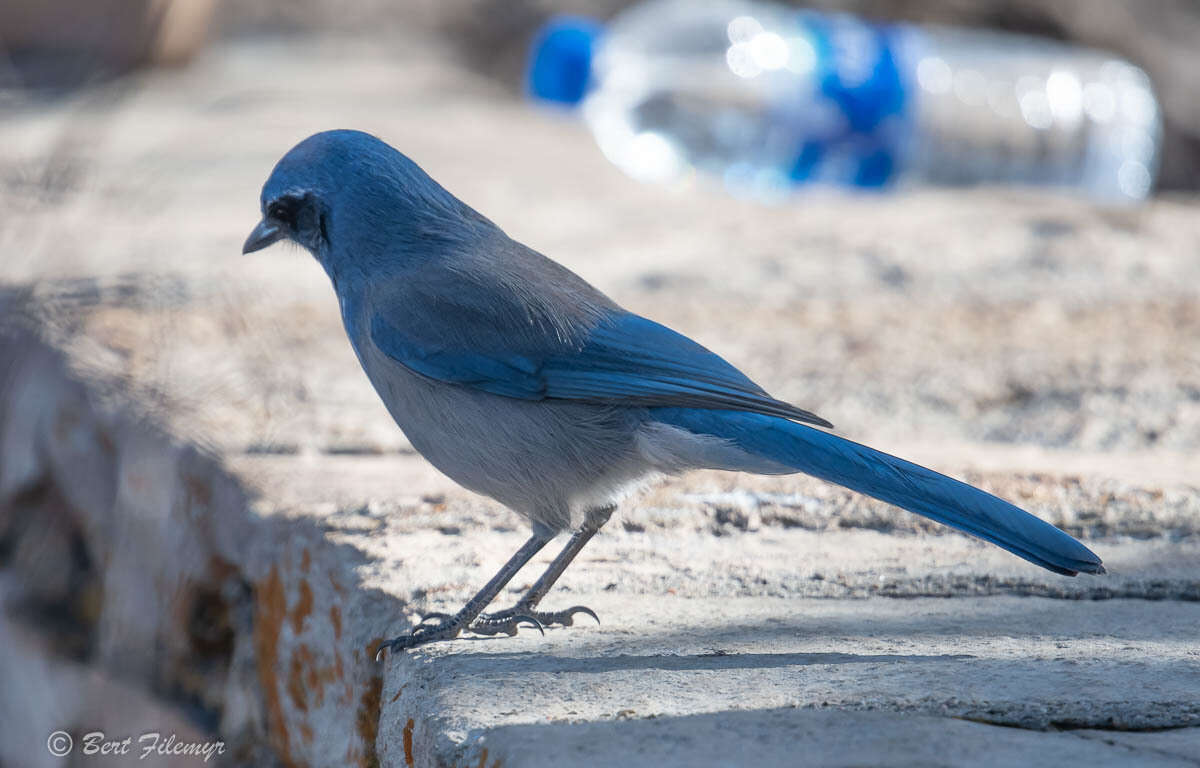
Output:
[[649, 408, 1104, 576]]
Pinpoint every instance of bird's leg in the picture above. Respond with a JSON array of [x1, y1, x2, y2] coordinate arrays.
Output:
[[376, 530, 553, 659], [470, 505, 614, 636]]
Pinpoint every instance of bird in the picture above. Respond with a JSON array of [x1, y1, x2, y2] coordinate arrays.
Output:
[[243, 130, 1104, 658]]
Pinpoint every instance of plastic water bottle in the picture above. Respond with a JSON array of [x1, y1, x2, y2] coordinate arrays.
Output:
[[526, 0, 1161, 203]]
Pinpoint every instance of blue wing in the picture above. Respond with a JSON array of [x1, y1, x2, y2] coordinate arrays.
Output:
[[369, 308, 832, 427]]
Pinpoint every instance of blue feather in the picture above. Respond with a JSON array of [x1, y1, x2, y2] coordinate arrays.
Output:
[[650, 408, 1105, 576], [370, 310, 832, 427]]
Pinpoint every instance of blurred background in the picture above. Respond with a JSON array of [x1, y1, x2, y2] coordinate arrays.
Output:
[[1, 1, 1198, 766], [4, 0, 1197, 189]]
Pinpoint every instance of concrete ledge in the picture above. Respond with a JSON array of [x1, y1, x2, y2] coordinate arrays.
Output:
[[448, 712, 1200, 768], [381, 596, 1200, 766]]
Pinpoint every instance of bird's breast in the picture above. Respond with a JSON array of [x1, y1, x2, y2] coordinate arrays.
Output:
[[345, 329, 652, 527]]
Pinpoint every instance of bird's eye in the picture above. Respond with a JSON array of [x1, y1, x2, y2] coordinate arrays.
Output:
[[267, 201, 292, 224]]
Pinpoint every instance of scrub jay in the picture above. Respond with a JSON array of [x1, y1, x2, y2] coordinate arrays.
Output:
[[243, 130, 1103, 658]]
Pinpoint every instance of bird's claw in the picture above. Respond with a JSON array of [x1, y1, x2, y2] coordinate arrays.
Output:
[[468, 612, 546, 637], [375, 613, 463, 660], [541, 604, 601, 628], [376, 604, 599, 660], [469, 604, 599, 636]]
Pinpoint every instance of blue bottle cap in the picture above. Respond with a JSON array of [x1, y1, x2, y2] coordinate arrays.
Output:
[[526, 16, 603, 106]]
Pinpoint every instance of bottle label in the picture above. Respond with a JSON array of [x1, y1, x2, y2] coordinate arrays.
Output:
[[787, 13, 913, 187]]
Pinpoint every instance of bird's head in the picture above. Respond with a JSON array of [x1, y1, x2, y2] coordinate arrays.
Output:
[[243, 130, 486, 280]]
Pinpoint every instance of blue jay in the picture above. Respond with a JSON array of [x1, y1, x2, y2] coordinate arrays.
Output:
[[243, 130, 1104, 658]]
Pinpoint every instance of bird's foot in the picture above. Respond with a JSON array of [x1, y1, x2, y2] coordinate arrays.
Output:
[[375, 612, 469, 659], [468, 604, 599, 637], [376, 603, 597, 658], [375, 610, 548, 659]]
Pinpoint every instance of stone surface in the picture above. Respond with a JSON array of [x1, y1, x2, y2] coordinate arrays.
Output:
[[1, 29, 1198, 768], [431, 713, 1200, 768]]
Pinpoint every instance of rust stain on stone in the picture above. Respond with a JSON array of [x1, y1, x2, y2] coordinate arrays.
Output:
[[389, 683, 407, 704], [254, 565, 295, 767], [301, 548, 311, 573], [288, 643, 338, 711], [476, 747, 489, 767], [306, 657, 324, 707], [287, 650, 309, 712], [291, 578, 314, 634], [402, 718, 415, 768], [330, 603, 343, 640], [306, 658, 320, 693], [299, 723, 314, 746], [184, 472, 212, 508], [366, 637, 384, 660], [329, 573, 346, 596], [356, 675, 383, 768], [208, 555, 238, 581]]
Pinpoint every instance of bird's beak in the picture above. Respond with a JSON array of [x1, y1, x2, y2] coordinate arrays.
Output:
[[242, 219, 285, 254]]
